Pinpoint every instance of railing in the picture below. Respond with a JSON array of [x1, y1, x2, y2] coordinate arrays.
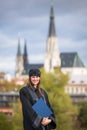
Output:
[[0, 91, 19, 107]]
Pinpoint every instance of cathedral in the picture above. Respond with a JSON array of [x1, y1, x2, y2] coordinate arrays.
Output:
[[15, 5, 86, 76], [15, 4, 87, 102]]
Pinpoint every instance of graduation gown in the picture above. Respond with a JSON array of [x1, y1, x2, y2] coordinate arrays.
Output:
[[19, 86, 56, 130]]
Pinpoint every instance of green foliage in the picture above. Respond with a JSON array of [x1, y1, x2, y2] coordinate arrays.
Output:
[[79, 128, 87, 130], [78, 103, 87, 128], [12, 112, 23, 130], [0, 112, 12, 130], [12, 102, 23, 130], [40, 68, 78, 130]]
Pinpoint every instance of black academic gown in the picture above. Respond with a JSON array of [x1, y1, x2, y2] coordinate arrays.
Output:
[[19, 86, 56, 130]]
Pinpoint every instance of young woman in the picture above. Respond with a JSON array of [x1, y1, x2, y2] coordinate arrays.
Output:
[[20, 69, 56, 130]]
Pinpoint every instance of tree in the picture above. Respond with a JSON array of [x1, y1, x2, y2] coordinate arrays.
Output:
[[40, 68, 78, 130], [78, 103, 87, 128]]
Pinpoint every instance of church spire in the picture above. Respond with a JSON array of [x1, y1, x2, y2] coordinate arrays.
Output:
[[23, 40, 29, 72], [44, 3, 61, 72], [17, 39, 21, 56], [48, 5, 56, 37], [24, 40, 28, 57], [15, 39, 24, 77]]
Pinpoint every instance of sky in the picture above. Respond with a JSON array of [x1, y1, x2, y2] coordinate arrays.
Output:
[[0, 0, 87, 75]]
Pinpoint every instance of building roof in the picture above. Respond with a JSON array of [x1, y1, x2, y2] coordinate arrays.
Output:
[[28, 64, 43, 69], [22, 63, 43, 75], [60, 52, 85, 68]]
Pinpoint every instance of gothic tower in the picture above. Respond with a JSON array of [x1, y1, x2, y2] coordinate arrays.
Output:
[[15, 39, 24, 77], [44, 5, 61, 72], [23, 40, 29, 74]]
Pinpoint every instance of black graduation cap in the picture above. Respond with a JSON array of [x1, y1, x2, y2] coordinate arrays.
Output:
[[29, 69, 41, 77]]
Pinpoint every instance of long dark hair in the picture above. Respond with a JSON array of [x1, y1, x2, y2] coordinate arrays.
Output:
[[27, 77, 43, 97]]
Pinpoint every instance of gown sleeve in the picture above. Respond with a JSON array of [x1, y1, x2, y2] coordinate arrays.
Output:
[[19, 87, 43, 128], [41, 89, 57, 129]]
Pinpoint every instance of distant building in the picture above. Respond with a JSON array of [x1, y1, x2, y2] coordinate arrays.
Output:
[[60, 52, 87, 103], [0, 92, 19, 115], [0, 72, 12, 82]]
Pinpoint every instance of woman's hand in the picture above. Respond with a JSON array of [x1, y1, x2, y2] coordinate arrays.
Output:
[[41, 117, 52, 126]]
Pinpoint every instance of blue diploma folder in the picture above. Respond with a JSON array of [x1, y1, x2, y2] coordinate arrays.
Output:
[[32, 98, 52, 117]]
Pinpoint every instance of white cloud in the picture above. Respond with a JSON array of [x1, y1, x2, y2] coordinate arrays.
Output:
[[59, 38, 87, 49], [0, 56, 15, 73], [29, 54, 44, 63], [0, 33, 17, 48]]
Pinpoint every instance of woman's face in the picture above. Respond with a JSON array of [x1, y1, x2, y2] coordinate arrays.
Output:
[[30, 76, 40, 87]]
